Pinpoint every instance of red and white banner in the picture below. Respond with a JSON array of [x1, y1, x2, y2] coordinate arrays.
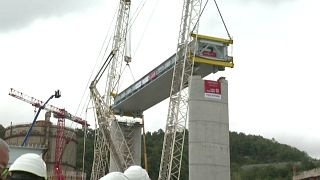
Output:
[[204, 80, 221, 99]]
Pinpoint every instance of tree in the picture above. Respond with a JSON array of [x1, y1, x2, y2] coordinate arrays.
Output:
[[76, 128, 319, 180], [75, 128, 95, 180]]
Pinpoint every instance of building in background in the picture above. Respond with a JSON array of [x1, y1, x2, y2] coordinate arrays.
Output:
[[293, 168, 320, 180], [4, 112, 85, 180]]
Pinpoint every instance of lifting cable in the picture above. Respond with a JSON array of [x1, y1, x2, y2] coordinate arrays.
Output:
[[128, 64, 136, 82], [64, 50, 114, 146], [74, 3, 118, 119], [111, 61, 136, 97], [58, 1, 136, 160], [191, 0, 209, 33], [128, 0, 147, 31], [81, 109, 88, 178], [192, 0, 232, 40], [65, 4, 119, 146], [112, 0, 158, 91], [213, 0, 232, 40], [133, 0, 160, 58], [109, 0, 153, 93], [115, 65, 128, 96]]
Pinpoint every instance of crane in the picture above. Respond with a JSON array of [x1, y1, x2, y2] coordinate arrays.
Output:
[[89, 0, 135, 179], [158, 0, 203, 179], [9, 88, 89, 180], [158, 0, 234, 179]]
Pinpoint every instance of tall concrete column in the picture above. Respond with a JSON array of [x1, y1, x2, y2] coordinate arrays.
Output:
[[189, 75, 230, 180], [109, 121, 142, 172]]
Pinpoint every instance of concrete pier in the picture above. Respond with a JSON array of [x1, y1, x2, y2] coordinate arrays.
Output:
[[188, 75, 230, 180], [109, 121, 142, 172]]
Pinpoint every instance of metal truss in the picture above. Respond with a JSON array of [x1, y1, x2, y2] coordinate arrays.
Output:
[[158, 0, 202, 179], [90, 0, 134, 179]]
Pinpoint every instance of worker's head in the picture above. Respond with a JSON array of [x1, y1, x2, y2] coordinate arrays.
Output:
[[99, 172, 129, 180], [0, 138, 9, 180], [8, 153, 47, 180], [124, 165, 150, 180]]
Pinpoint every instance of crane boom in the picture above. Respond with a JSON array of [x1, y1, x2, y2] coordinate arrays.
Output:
[[158, 0, 202, 179], [9, 88, 89, 127], [90, 0, 134, 179]]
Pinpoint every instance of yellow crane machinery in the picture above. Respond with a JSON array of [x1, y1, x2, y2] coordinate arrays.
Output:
[[190, 33, 234, 68]]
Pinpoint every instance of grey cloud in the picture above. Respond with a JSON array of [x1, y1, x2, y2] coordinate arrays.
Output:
[[0, 0, 104, 32]]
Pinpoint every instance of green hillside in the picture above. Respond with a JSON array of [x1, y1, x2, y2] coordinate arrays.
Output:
[[1, 124, 317, 180], [229, 131, 319, 179], [75, 128, 319, 180]]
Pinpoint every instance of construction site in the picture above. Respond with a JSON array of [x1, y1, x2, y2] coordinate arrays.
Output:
[[4, 112, 83, 179], [2, 0, 320, 179], [2, 0, 235, 179]]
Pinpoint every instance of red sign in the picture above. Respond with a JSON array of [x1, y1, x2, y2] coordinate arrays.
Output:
[[149, 71, 157, 80], [204, 80, 221, 99], [202, 51, 217, 58]]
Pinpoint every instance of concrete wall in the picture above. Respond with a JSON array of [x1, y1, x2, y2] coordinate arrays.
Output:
[[188, 75, 230, 180], [293, 168, 320, 180], [5, 122, 50, 146], [46, 125, 77, 171], [7, 145, 45, 167], [4, 120, 78, 173], [48, 171, 86, 180]]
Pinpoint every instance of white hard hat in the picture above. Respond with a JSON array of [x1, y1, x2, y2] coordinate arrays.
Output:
[[99, 172, 129, 180], [9, 153, 47, 179], [124, 166, 150, 180]]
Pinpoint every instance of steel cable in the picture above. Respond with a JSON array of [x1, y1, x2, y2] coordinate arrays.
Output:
[[213, 0, 232, 39]]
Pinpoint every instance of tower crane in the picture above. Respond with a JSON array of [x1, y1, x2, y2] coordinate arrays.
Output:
[[9, 88, 89, 180], [89, 0, 135, 179], [158, 0, 203, 179]]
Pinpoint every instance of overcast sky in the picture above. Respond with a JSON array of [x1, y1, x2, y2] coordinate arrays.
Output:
[[1, 0, 320, 159]]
